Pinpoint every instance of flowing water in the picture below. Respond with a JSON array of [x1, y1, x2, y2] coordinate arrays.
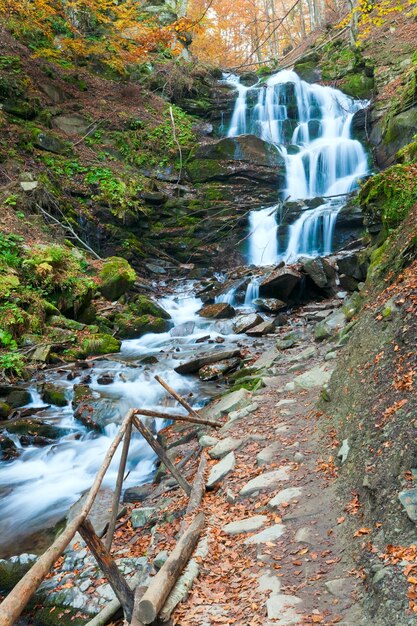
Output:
[[224, 70, 369, 270], [0, 284, 243, 555]]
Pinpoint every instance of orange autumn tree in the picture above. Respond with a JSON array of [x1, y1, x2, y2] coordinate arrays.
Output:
[[0, 0, 192, 71]]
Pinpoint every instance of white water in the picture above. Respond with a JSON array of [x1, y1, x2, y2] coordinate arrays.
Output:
[[0, 285, 242, 551], [224, 70, 369, 267]]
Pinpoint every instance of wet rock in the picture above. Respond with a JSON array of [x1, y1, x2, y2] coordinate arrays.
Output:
[[79, 333, 121, 357], [209, 437, 244, 459], [171, 321, 195, 337], [222, 515, 268, 535], [337, 252, 368, 282], [206, 451, 236, 488], [233, 313, 263, 334], [96, 372, 114, 385], [198, 303, 236, 319], [1, 388, 32, 409], [240, 467, 291, 497], [129, 295, 171, 320], [260, 266, 302, 301], [41, 383, 68, 407], [99, 257, 136, 301], [72, 384, 121, 432], [246, 320, 275, 336], [19, 434, 55, 447], [0, 434, 19, 461], [198, 358, 240, 381], [243, 524, 286, 545], [123, 483, 153, 503], [5, 419, 65, 440], [114, 312, 170, 339], [0, 553, 37, 591], [253, 298, 287, 313], [175, 349, 241, 375]]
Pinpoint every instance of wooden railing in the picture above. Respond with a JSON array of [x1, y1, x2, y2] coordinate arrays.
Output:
[[0, 377, 218, 626]]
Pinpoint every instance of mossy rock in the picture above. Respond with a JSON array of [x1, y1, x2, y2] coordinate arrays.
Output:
[[0, 402, 11, 419], [5, 419, 65, 439], [3, 100, 38, 120], [339, 73, 374, 99], [6, 389, 32, 408], [33, 130, 69, 155], [113, 313, 170, 339], [384, 109, 417, 158], [99, 256, 137, 301], [129, 295, 171, 320], [0, 555, 37, 592], [396, 139, 417, 164], [293, 61, 321, 83], [48, 316, 85, 331], [79, 333, 121, 356], [41, 383, 68, 407], [186, 158, 229, 183]]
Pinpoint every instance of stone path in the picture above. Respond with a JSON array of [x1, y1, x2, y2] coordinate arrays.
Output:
[[173, 301, 365, 625]]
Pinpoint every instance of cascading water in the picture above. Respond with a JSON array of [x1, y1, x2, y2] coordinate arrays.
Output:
[[224, 70, 369, 268]]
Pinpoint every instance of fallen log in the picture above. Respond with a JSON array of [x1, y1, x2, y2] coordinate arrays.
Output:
[[174, 349, 241, 375], [134, 407, 221, 429], [105, 418, 132, 551], [79, 519, 134, 621], [134, 512, 205, 624], [132, 416, 192, 497]]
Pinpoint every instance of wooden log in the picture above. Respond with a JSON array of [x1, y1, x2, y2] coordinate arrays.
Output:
[[0, 409, 134, 626], [105, 419, 132, 551], [134, 407, 221, 429], [135, 512, 205, 624], [154, 375, 200, 417], [131, 416, 191, 497], [79, 519, 134, 620], [180, 454, 207, 534]]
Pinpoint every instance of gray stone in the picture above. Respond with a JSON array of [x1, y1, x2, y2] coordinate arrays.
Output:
[[257, 442, 281, 466], [258, 570, 282, 594], [222, 515, 268, 535], [292, 365, 332, 390], [233, 313, 263, 334], [68, 488, 119, 537], [153, 550, 168, 570], [209, 437, 244, 459], [210, 388, 251, 419], [294, 452, 304, 463], [240, 467, 291, 497], [266, 594, 302, 622], [34, 132, 67, 154], [398, 488, 417, 522], [325, 578, 349, 598], [246, 320, 275, 336], [53, 113, 90, 135], [96, 582, 116, 601], [206, 452, 235, 488], [275, 399, 296, 408], [244, 524, 286, 545], [325, 351, 337, 361], [373, 568, 389, 584], [199, 435, 219, 448], [131, 507, 156, 529], [268, 487, 302, 509], [295, 527, 315, 544], [284, 346, 317, 363], [338, 438, 350, 463], [20, 180, 38, 191], [171, 321, 195, 337]]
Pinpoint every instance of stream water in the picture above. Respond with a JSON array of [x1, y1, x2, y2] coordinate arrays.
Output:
[[0, 284, 246, 556], [224, 70, 369, 268]]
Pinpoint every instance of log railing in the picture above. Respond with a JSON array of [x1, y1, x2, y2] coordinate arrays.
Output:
[[0, 377, 211, 626]]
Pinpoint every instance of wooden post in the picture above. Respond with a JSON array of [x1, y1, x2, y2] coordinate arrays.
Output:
[[105, 419, 132, 551], [134, 512, 205, 624], [134, 407, 221, 429], [79, 519, 134, 621], [154, 375, 200, 418], [132, 415, 191, 497], [0, 409, 134, 626]]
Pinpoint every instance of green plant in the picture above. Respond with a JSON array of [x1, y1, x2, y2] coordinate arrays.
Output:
[[0, 329, 17, 350], [0, 351, 25, 377], [4, 194, 19, 206]]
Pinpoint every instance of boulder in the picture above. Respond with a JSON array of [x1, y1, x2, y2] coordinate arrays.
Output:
[[198, 358, 240, 381], [41, 383, 68, 407], [175, 349, 241, 375], [246, 320, 275, 336], [123, 483, 153, 503], [233, 313, 263, 334], [260, 266, 302, 300], [209, 437, 244, 459], [194, 135, 284, 168], [52, 113, 90, 135], [79, 333, 121, 356], [222, 515, 268, 535], [301, 257, 329, 290], [0, 434, 19, 461], [114, 313, 170, 339], [198, 303, 235, 319], [72, 385, 121, 432], [253, 298, 287, 313], [292, 365, 332, 390], [5, 419, 65, 440], [130, 507, 157, 529], [99, 257, 137, 301], [206, 451, 236, 488], [34, 132, 68, 154], [3, 388, 32, 409], [204, 388, 251, 420], [129, 295, 171, 320], [314, 309, 347, 341], [337, 252, 368, 282]]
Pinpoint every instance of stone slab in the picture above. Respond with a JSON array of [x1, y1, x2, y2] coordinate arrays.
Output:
[[268, 487, 302, 509], [206, 452, 235, 488], [244, 524, 286, 545], [222, 515, 268, 535], [240, 467, 291, 497]]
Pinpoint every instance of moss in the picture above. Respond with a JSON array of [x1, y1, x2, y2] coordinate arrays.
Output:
[[41, 383, 68, 407], [396, 140, 417, 163], [113, 312, 170, 339], [99, 256, 136, 301], [339, 72, 374, 99], [186, 158, 229, 183], [129, 295, 171, 320], [230, 377, 264, 392], [79, 333, 121, 356]]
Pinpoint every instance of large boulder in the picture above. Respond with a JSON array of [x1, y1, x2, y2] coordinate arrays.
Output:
[[198, 303, 236, 319], [233, 313, 263, 334], [253, 298, 287, 314], [186, 135, 286, 186], [113, 313, 170, 339], [260, 266, 302, 301], [129, 295, 171, 320], [99, 257, 136, 301], [79, 333, 121, 357], [175, 349, 242, 375], [301, 257, 337, 293]]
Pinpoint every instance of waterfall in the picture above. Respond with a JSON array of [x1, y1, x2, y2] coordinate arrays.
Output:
[[224, 70, 369, 265]]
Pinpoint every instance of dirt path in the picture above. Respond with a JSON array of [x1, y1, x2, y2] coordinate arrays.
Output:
[[169, 303, 366, 626]]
